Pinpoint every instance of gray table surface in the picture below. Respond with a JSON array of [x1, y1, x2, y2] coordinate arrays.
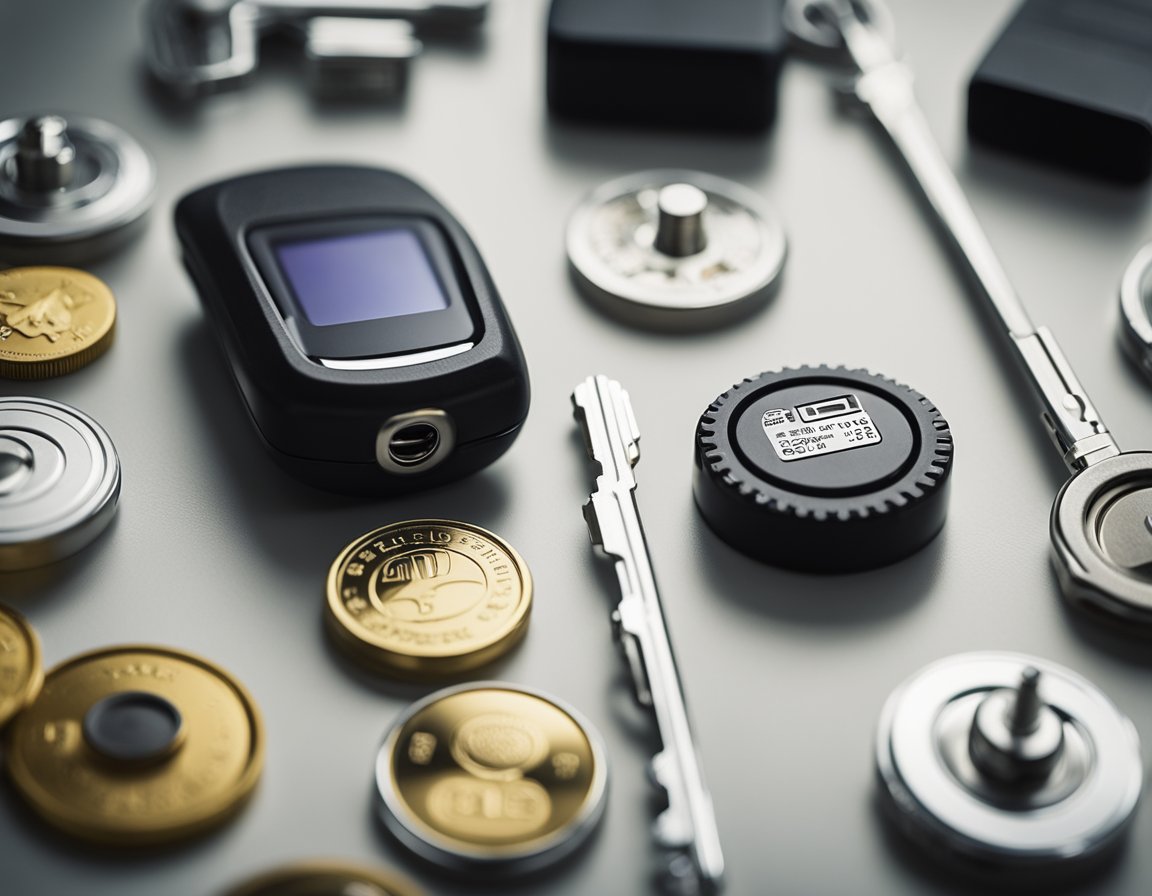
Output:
[[2, 1, 1150, 893]]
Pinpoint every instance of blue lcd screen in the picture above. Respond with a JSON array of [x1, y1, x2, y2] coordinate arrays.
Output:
[[274, 228, 449, 327]]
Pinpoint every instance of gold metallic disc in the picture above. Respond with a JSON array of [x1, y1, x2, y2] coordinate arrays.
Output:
[[326, 521, 532, 679], [375, 683, 608, 873], [223, 860, 424, 896], [6, 645, 264, 846], [0, 604, 43, 730], [0, 266, 116, 379]]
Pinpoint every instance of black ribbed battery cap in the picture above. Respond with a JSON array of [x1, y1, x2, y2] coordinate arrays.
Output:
[[693, 366, 954, 572]]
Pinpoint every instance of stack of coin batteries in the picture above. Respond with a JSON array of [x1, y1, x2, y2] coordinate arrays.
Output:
[[325, 520, 533, 679], [0, 604, 264, 846]]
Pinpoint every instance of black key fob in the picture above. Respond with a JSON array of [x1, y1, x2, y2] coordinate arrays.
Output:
[[175, 164, 530, 495]]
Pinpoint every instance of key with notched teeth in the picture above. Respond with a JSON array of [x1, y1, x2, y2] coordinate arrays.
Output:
[[572, 374, 725, 895]]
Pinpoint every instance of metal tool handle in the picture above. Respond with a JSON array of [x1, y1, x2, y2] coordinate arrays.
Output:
[[573, 375, 724, 895], [821, 1, 1119, 472]]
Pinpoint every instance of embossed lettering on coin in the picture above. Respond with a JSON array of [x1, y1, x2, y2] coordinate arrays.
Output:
[[326, 521, 532, 678]]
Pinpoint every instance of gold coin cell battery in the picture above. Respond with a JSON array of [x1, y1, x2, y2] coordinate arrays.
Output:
[[0, 266, 117, 379], [0, 604, 43, 730], [6, 645, 264, 846], [374, 683, 607, 875], [326, 520, 532, 680], [223, 860, 425, 896]]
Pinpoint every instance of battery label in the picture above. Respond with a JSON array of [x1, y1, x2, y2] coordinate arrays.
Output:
[[761, 393, 881, 461]]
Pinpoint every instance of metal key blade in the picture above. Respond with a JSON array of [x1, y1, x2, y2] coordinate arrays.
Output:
[[572, 374, 725, 895], [804, 0, 1120, 473]]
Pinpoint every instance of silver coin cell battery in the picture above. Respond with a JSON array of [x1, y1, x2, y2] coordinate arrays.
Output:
[[0, 397, 121, 571], [1119, 242, 1152, 380], [374, 682, 608, 876], [0, 115, 155, 264], [566, 169, 787, 328], [876, 652, 1143, 874]]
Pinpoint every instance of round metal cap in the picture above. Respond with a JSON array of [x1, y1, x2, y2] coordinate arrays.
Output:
[[1051, 451, 1152, 629], [374, 682, 607, 875], [223, 860, 424, 896], [693, 366, 953, 571], [0, 397, 120, 571], [566, 169, 787, 329], [876, 652, 1143, 876], [0, 114, 155, 264], [326, 521, 532, 681], [5, 644, 264, 846], [0, 603, 43, 732]]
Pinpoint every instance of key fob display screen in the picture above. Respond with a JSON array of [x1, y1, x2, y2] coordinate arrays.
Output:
[[175, 165, 530, 496], [247, 216, 476, 362], [275, 229, 448, 326]]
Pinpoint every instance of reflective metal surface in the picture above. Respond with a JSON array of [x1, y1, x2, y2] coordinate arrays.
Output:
[[0, 267, 116, 380], [573, 375, 724, 894], [793, 0, 1152, 631], [6, 644, 264, 846], [223, 860, 425, 896], [0, 396, 120, 571], [0, 604, 43, 732], [877, 652, 1143, 873], [566, 170, 786, 330], [326, 520, 532, 679], [144, 0, 488, 100], [0, 115, 154, 264], [374, 682, 606, 873]]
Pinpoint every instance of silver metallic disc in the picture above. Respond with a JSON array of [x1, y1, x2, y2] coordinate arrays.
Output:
[[0, 115, 155, 264], [876, 652, 1142, 873], [1118, 242, 1152, 381], [1051, 451, 1152, 628], [566, 169, 787, 329], [0, 397, 121, 571]]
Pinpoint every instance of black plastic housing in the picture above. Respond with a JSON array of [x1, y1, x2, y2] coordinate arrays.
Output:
[[693, 367, 954, 572], [546, 0, 786, 132], [175, 165, 530, 496], [968, 0, 1152, 184]]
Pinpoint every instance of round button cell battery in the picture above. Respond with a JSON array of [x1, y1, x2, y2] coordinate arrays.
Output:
[[375, 683, 607, 875], [223, 860, 425, 896], [0, 603, 43, 732], [326, 520, 532, 680], [0, 267, 116, 379], [0, 396, 120, 571], [5, 645, 264, 846]]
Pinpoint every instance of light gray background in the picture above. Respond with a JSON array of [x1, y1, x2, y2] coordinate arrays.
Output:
[[1, 1, 1150, 893]]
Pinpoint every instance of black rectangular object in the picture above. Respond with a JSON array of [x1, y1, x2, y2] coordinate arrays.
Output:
[[175, 165, 530, 496], [546, 0, 786, 132], [968, 0, 1152, 184]]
